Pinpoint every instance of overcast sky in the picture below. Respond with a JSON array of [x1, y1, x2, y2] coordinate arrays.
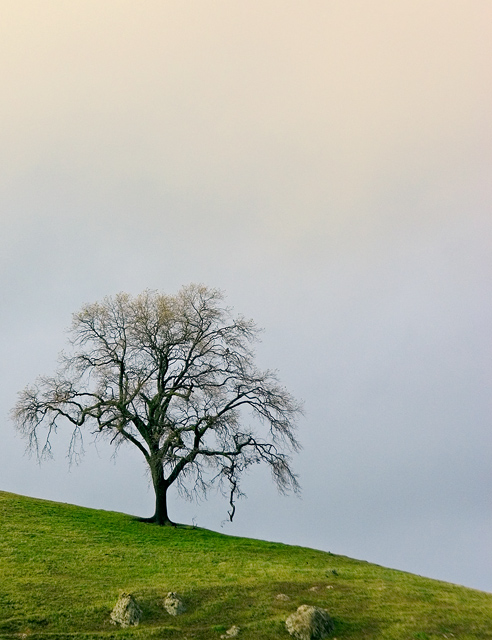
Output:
[[1, 1, 491, 593]]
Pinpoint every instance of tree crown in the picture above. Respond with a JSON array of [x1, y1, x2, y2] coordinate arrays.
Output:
[[13, 285, 302, 521]]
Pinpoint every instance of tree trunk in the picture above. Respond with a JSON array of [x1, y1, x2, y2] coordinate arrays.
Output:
[[150, 458, 174, 525]]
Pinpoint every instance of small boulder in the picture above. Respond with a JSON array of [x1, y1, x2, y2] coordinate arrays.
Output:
[[286, 605, 334, 640], [221, 625, 240, 638], [164, 592, 186, 616], [276, 593, 291, 601], [110, 592, 142, 628]]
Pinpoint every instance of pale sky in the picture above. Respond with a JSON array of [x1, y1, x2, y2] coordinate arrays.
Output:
[[1, 1, 491, 592]]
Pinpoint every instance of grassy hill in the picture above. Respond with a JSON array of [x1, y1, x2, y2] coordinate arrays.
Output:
[[1, 491, 491, 640]]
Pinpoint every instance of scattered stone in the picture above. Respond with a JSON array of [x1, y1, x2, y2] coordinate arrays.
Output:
[[326, 586, 334, 590], [110, 592, 142, 628], [276, 593, 291, 601], [164, 592, 186, 616], [220, 625, 240, 638], [309, 586, 320, 592], [286, 605, 334, 640]]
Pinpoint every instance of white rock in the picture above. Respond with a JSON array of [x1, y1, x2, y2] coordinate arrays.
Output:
[[286, 605, 334, 640], [110, 592, 142, 628], [164, 591, 186, 616]]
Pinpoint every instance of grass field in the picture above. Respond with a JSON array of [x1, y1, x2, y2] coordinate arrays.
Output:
[[1, 490, 491, 640]]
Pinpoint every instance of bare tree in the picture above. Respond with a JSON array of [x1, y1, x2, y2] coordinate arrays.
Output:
[[12, 285, 302, 525]]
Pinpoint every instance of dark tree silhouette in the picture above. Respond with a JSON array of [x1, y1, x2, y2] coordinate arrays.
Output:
[[13, 285, 302, 525]]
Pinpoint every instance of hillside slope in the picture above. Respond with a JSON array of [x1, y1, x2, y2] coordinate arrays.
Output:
[[1, 490, 491, 640]]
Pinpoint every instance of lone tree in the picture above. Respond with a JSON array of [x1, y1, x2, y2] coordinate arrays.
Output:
[[13, 285, 302, 525]]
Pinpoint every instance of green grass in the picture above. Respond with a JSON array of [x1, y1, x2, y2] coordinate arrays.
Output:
[[1, 491, 491, 640]]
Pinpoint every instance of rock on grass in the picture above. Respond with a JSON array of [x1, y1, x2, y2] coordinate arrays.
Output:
[[286, 605, 334, 640], [110, 592, 142, 628], [164, 592, 186, 616]]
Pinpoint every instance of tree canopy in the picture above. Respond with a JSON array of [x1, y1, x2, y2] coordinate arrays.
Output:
[[13, 285, 302, 524]]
